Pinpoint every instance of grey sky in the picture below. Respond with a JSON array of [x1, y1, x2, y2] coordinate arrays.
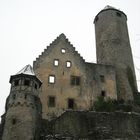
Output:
[[0, 0, 140, 118]]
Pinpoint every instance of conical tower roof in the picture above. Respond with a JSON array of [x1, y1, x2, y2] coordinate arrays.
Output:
[[10, 64, 42, 86], [16, 64, 35, 76]]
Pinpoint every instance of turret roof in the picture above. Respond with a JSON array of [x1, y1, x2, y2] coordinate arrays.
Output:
[[16, 64, 35, 76]]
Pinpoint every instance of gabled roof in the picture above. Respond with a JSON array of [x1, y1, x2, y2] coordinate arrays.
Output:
[[16, 64, 35, 76]]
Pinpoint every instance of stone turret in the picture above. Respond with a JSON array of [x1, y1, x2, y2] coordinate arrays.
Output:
[[94, 6, 137, 101], [2, 65, 42, 140]]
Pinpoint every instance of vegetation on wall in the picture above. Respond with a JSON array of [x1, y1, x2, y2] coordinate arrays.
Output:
[[92, 96, 132, 112]]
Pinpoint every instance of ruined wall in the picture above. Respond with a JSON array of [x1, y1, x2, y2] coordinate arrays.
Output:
[[52, 111, 140, 139]]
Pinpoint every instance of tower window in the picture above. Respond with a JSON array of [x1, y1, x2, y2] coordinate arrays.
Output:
[[12, 118, 16, 125], [66, 61, 71, 68], [68, 98, 74, 109], [14, 80, 19, 86], [48, 96, 55, 107], [48, 75, 55, 84], [61, 48, 66, 53], [101, 90, 106, 97], [100, 75, 105, 83], [34, 83, 38, 89], [71, 76, 80, 86], [24, 79, 30, 86], [54, 59, 59, 66], [116, 12, 121, 17]]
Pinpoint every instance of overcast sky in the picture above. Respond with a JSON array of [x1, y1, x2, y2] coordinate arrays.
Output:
[[0, 0, 140, 119]]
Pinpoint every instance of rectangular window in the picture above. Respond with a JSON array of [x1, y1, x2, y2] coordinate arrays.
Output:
[[49, 75, 55, 84], [71, 76, 80, 86], [24, 79, 30, 86], [116, 12, 121, 17], [61, 48, 66, 53], [68, 98, 74, 109], [54, 59, 59, 66], [100, 75, 105, 83], [14, 80, 19, 86], [66, 61, 71, 68], [101, 90, 106, 97], [48, 96, 55, 107]]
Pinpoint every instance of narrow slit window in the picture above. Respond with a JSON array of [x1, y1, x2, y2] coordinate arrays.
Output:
[[54, 59, 59, 66], [49, 75, 55, 84], [12, 118, 16, 125], [101, 90, 106, 97], [66, 61, 71, 68], [68, 98, 74, 109], [34, 83, 38, 89]]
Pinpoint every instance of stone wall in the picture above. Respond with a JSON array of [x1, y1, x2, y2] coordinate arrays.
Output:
[[49, 111, 140, 139]]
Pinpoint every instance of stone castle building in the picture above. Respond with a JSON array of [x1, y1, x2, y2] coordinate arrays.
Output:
[[1, 6, 138, 140]]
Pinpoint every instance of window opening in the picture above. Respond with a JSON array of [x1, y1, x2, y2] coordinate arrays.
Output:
[[101, 90, 106, 97], [34, 83, 38, 89], [66, 61, 71, 68], [25, 94, 27, 99], [12, 118, 16, 125], [116, 12, 121, 17], [100, 75, 105, 83], [24, 79, 30, 86], [61, 48, 66, 53], [68, 98, 74, 109], [54, 59, 59, 66], [14, 80, 19, 86], [71, 76, 80, 86], [48, 75, 55, 84], [48, 96, 55, 107]]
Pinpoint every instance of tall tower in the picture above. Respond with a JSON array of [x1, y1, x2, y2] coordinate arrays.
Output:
[[94, 6, 137, 101], [2, 65, 42, 140]]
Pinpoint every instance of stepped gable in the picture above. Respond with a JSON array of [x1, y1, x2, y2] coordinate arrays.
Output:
[[33, 33, 85, 68]]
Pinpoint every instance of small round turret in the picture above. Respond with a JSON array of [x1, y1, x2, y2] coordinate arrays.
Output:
[[2, 65, 42, 140], [94, 6, 137, 101]]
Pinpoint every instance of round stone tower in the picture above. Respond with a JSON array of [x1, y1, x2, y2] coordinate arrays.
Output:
[[94, 6, 137, 101], [2, 65, 42, 140]]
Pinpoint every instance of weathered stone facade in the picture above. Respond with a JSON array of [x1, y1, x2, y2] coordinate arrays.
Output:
[[94, 6, 137, 101], [33, 34, 117, 120], [2, 65, 42, 140], [0, 6, 139, 140]]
